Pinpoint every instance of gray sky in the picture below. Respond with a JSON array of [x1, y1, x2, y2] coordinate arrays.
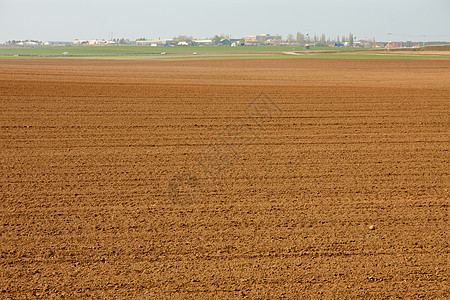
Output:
[[1, 0, 449, 42]]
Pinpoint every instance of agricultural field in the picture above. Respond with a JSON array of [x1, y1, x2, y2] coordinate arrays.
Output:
[[1, 45, 449, 61], [0, 57, 449, 298], [0, 45, 377, 56]]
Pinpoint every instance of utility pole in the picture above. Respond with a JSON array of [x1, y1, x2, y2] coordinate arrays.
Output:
[[387, 32, 391, 52]]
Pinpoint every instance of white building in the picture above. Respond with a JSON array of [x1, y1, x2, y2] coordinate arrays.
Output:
[[136, 39, 173, 45], [194, 39, 212, 45], [73, 39, 113, 45]]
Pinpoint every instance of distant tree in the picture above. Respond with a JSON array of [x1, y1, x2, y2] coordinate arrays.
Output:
[[212, 35, 222, 45], [349, 32, 354, 46], [317, 34, 326, 46], [296, 32, 305, 44], [174, 35, 193, 42], [286, 34, 295, 44], [207, 34, 228, 45]]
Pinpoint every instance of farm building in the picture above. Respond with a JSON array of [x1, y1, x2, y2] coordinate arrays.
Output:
[[193, 39, 213, 46], [245, 34, 282, 46], [219, 39, 232, 46], [73, 39, 113, 45], [136, 39, 174, 46]]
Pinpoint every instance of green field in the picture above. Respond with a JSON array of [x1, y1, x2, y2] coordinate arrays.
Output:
[[0, 45, 448, 61], [0, 45, 376, 56], [2, 53, 447, 61]]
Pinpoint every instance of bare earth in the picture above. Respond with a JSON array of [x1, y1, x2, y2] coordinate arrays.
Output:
[[390, 50, 450, 56], [0, 58, 449, 299]]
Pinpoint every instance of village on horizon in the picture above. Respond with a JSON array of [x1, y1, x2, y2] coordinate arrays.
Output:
[[3, 32, 450, 49]]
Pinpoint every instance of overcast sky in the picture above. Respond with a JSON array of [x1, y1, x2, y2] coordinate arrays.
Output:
[[1, 0, 449, 42]]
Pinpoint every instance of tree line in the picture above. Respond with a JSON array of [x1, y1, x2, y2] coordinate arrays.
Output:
[[285, 32, 375, 46]]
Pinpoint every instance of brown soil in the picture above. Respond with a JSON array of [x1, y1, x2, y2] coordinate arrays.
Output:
[[0, 58, 449, 299], [421, 45, 450, 51], [391, 50, 450, 56]]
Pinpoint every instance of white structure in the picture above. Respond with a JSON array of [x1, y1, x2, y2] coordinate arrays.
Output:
[[194, 39, 212, 45], [136, 39, 173, 45], [73, 39, 114, 45]]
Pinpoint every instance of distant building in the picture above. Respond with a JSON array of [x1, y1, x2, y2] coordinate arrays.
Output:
[[193, 39, 213, 46], [230, 38, 244, 46], [15, 41, 42, 46], [219, 39, 232, 46], [74, 39, 114, 45], [353, 40, 371, 48], [136, 39, 174, 46], [136, 40, 157, 45], [244, 34, 282, 46], [44, 41, 73, 46], [386, 43, 401, 48]]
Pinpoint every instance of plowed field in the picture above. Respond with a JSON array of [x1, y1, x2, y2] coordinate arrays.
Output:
[[1, 58, 449, 298]]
